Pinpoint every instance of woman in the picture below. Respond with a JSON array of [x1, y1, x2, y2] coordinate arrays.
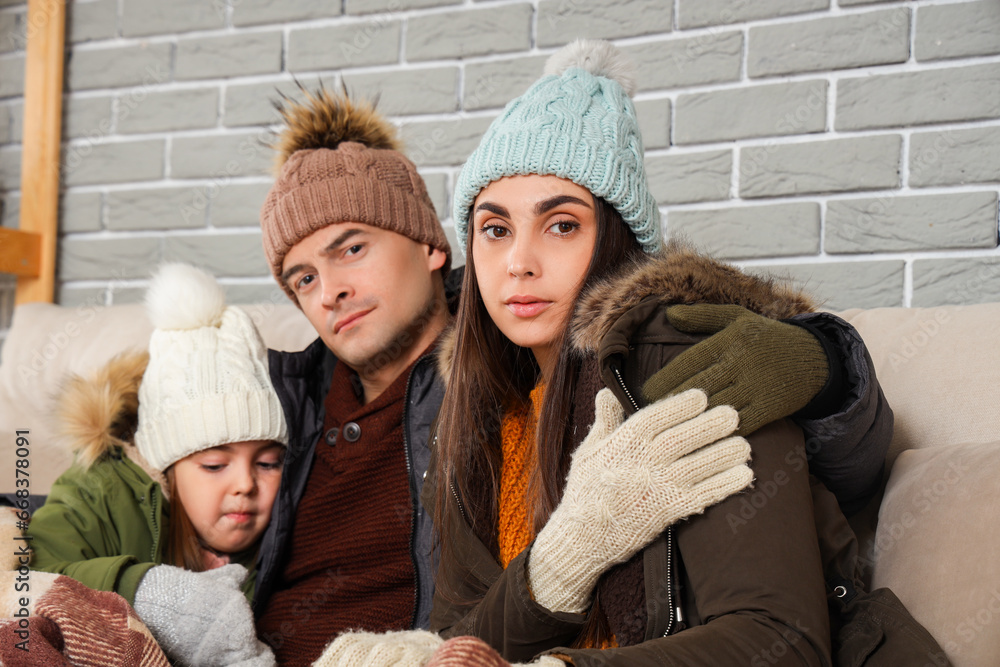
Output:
[[423, 40, 945, 667]]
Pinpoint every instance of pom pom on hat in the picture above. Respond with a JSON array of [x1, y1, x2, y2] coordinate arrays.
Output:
[[543, 38, 636, 97], [145, 263, 226, 331]]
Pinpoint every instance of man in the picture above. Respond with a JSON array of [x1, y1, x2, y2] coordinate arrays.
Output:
[[251, 87, 891, 665]]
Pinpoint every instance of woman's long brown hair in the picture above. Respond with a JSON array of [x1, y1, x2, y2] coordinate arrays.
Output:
[[434, 194, 644, 645], [164, 467, 207, 572]]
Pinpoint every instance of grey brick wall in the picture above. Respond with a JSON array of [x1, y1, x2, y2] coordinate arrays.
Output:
[[0, 0, 996, 315]]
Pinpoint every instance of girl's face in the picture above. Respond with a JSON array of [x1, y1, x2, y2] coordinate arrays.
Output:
[[472, 174, 598, 370], [171, 440, 283, 554]]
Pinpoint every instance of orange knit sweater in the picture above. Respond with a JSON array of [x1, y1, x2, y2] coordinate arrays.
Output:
[[497, 383, 546, 569]]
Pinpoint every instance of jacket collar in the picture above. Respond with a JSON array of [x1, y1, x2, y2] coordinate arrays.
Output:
[[570, 242, 816, 354]]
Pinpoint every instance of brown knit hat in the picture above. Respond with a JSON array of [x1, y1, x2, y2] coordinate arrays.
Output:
[[261, 86, 451, 300]]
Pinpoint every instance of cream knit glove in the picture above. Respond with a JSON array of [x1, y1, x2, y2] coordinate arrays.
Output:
[[312, 630, 444, 667], [528, 388, 753, 614]]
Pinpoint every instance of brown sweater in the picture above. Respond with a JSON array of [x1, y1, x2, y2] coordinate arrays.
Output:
[[257, 359, 416, 666]]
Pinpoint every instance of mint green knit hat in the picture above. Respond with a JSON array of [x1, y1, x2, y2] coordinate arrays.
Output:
[[453, 39, 662, 254]]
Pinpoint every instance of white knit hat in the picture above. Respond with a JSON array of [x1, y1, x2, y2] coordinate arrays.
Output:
[[135, 264, 288, 472]]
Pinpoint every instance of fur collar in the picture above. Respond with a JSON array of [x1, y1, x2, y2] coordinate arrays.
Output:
[[57, 351, 165, 490], [570, 243, 816, 353]]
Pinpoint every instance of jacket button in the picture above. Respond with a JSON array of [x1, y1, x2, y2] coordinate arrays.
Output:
[[343, 422, 361, 442], [325, 427, 339, 446]]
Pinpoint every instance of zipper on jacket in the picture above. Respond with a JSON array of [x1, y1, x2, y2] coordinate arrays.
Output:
[[611, 361, 678, 637], [450, 480, 468, 524], [402, 357, 422, 630]]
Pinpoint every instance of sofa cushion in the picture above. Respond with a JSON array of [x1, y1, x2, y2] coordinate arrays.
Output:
[[871, 441, 1000, 667], [836, 303, 1000, 466], [0, 302, 314, 494]]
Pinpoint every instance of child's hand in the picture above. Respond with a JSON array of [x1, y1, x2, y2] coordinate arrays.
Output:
[[133, 563, 275, 667], [201, 548, 231, 570]]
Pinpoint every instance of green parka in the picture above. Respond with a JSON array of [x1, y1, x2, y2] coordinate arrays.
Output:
[[28, 351, 255, 604]]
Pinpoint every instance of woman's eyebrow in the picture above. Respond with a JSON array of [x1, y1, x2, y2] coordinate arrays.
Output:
[[475, 202, 510, 217], [535, 195, 591, 215]]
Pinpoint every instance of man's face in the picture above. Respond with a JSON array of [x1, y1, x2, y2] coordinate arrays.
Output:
[[281, 223, 448, 385]]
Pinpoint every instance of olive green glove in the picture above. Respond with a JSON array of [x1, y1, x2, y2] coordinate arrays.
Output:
[[642, 304, 829, 436]]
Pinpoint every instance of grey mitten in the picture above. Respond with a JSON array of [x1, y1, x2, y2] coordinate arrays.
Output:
[[133, 563, 275, 667]]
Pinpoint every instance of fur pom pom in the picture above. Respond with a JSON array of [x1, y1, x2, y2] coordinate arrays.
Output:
[[272, 82, 401, 171], [543, 39, 636, 97], [146, 263, 226, 331], [58, 351, 148, 468]]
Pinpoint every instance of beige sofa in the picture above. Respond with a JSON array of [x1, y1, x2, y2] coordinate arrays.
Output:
[[1, 299, 998, 666]]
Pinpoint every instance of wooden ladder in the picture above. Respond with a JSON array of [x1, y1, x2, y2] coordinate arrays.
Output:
[[0, 0, 65, 305]]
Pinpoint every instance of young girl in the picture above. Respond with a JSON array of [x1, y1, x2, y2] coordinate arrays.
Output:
[[29, 263, 284, 667]]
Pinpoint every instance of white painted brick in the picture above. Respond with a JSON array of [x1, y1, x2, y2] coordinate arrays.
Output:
[[537, 0, 672, 48], [463, 55, 547, 111], [826, 192, 998, 253], [6, 102, 20, 143], [916, 0, 1000, 62], [839, 0, 904, 5], [0, 145, 19, 190], [67, 0, 118, 43], [0, 103, 11, 144], [748, 260, 905, 309], [163, 232, 269, 276], [676, 81, 826, 145], [0, 54, 25, 97], [678, 0, 828, 30], [107, 186, 207, 230], [67, 44, 171, 91], [740, 135, 901, 198], [635, 98, 670, 150], [343, 67, 458, 115], [0, 11, 21, 54], [122, 0, 225, 38], [398, 115, 496, 168], [909, 126, 1000, 188], [117, 88, 219, 134], [210, 182, 272, 228], [646, 150, 730, 204], [346, 0, 460, 13], [108, 286, 144, 305], [837, 63, 1000, 131], [224, 79, 304, 128], [406, 4, 531, 62], [625, 32, 742, 92], [289, 19, 400, 71], [62, 139, 165, 187], [419, 171, 448, 220], [171, 131, 274, 180], [1, 192, 18, 228], [912, 258, 1000, 306], [748, 8, 909, 77], [176, 32, 282, 81], [59, 237, 161, 280], [670, 202, 820, 259], [233, 0, 340, 27], [60, 191, 103, 233], [62, 96, 114, 140]]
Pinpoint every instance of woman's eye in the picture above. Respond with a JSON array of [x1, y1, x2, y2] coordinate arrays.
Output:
[[200, 464, 225, 472], [550, 220, 578, 235], [257, 460, 282, 471], [345, 244, 364, 256], [482, 225, 509, 240]]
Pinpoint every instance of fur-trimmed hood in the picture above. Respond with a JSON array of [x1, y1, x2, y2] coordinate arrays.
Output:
[[56, 351, 162, 485], [570, 243, 816, 353]]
